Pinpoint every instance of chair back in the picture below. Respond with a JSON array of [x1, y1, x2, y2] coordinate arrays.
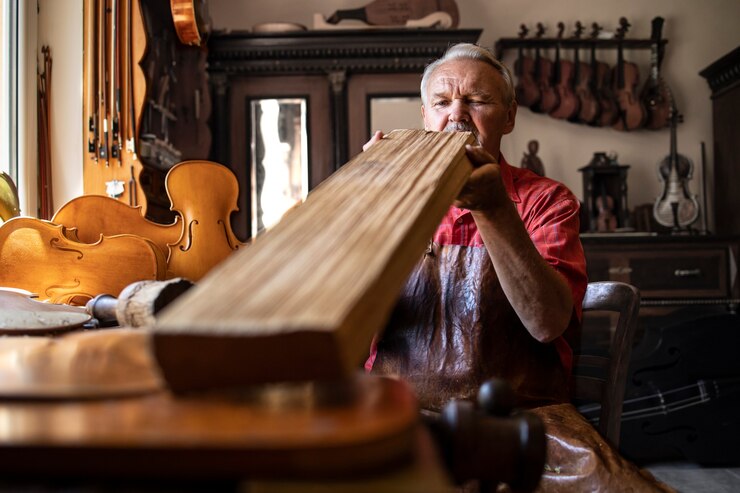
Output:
[[572, 281, 640, 447]]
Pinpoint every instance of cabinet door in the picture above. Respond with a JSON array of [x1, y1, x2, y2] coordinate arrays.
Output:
[[347, 73, 424, 157], [228, 76, 333, 240]]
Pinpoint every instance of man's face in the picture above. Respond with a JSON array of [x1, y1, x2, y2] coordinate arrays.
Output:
[[422, 59, 517, 157]]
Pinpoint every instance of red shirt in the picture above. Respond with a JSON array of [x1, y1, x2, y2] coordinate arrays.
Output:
[[366, 155, 588, 373]]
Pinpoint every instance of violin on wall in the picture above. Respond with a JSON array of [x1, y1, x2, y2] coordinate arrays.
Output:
[[613, 18, 646, 131], [532, 23, 559, 114], [588, 23, 619, 127], [498, 17, 671, 131], [170, 0, 210, 46], [514, 24, 540, 108], [549, 22, 579, 120], [652, 104, 699, 230], [571, 21, 599, 124], [640, 16, 672, 130]]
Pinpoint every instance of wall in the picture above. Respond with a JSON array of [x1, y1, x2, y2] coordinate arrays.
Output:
[[37, 0, 84, 212], [209, 0, 740, 231]]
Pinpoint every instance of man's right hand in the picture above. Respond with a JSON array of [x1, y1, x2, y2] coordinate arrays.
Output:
[[362, 131, 385, 151]]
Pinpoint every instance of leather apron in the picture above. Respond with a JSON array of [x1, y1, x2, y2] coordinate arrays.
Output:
[[372, 243, 674, 492], [371, 242, 569, 412]]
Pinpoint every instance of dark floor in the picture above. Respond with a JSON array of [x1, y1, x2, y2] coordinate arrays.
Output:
[[646, 462, 740, 492]]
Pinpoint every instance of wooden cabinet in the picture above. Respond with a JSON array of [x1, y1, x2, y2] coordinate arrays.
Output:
[[700, 47, 740, 236], [583, 236, 738, 302], [207, 28, 481, 240], [581, 235, 740, 464]]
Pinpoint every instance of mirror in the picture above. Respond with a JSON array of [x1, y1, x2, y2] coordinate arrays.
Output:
[[250, 98, 308, 237], [369, 96, 423, 136]]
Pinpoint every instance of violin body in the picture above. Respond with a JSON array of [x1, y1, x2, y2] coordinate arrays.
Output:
[[594, 61, 619, 126], [52, 194, 181, 258], [0, 217, 166, 305], [653, 172, 699, 228], [612, 21, 646, 131], [170, 0, 209, 46], [595, 194, 617, 232], [514, 53, 540, 108], [165, 160, 244, 281], [533, 56, 559, 114], [575, 61, 599, 123], [641, 79, 672, 130], [549, 59, 579, 120], [613, 60, 646, 131], [641, 16, 671, 130], [653, 109, 699, 228]]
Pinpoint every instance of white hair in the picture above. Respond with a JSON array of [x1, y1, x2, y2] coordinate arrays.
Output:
[[420, 43, 515, 107]]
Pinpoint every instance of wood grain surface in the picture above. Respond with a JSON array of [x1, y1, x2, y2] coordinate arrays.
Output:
[[153, 129, 474, 391], [0, 373, 417, 480]]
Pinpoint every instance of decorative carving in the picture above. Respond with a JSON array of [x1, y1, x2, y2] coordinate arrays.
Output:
[[208, 28, 482, 76]]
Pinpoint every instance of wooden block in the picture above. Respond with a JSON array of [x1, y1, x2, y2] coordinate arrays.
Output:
[[152, 129, 474, 391]]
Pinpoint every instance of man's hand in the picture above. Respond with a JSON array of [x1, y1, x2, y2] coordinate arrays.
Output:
[[455, 145, 510, 213], [363, 131, 384, 151]]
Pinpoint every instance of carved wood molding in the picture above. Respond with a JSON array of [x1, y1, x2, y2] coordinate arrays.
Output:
[[208, 28, 482, 75], [700, 46, 740, 97]]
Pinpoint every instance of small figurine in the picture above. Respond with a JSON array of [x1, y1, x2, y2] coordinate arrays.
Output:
[[596, 194, 618, 232], [521, 139, 545, 176]]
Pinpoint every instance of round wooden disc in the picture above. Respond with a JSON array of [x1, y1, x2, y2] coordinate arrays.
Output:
[[0, 290, 92, 335]]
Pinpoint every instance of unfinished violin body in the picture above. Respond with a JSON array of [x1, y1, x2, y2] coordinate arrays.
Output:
[[165, 160, 244, 281], [0, 217, 166, 305], [52, 194, 181, 257]]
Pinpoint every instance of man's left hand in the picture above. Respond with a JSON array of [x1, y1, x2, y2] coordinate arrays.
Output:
[[454, 145, 510, 213]]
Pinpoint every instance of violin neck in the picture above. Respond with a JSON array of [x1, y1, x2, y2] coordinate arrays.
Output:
[[617, 44, 625, 88]]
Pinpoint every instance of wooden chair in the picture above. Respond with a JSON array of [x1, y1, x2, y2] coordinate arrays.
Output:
[[571, 281, 641, 447]]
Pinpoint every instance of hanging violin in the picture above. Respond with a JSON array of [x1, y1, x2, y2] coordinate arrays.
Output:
[[612, 18, 646, 131], [652, 104, 699, 230], [640, 17, 672, 130], [513, 24, 540, 108], [532, 23, 559, 114]]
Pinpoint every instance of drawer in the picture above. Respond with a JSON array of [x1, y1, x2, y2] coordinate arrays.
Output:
[[584, 246, 732, 299]]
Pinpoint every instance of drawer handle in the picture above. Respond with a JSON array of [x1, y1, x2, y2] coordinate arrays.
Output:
[[608, 267, 632, 275], [674, 268, 702, 278]]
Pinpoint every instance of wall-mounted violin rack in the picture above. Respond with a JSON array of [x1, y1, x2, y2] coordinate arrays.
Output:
[[493, 17, 673, 132], [494, 17, 668, 59]]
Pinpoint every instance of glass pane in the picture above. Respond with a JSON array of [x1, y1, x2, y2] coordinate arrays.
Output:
[[369, 96, 422, 137], [250, 98, 308, 237]]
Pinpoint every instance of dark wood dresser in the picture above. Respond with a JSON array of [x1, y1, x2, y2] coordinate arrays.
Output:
[[582, 234, 739, 309], [581, 234, 740, 465], [700, 46, 740, 236]]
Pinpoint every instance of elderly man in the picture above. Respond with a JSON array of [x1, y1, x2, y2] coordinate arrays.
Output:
[[364, 43, 672, 492]]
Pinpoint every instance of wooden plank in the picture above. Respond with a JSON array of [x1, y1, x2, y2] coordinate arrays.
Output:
[[152, 129, 474, 391]]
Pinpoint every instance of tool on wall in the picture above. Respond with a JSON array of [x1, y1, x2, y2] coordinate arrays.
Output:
[[83, 0, 146, 208], [37, 46, 53, 219]]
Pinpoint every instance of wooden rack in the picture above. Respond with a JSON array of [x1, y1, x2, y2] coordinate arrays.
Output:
[[494, 17, 668, 59]]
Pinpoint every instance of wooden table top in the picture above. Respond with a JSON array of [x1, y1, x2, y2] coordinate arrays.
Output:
[[0, 373, 418, 481]]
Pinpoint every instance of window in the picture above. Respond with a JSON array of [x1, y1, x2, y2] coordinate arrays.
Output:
[[0, 0, 18, 181]]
